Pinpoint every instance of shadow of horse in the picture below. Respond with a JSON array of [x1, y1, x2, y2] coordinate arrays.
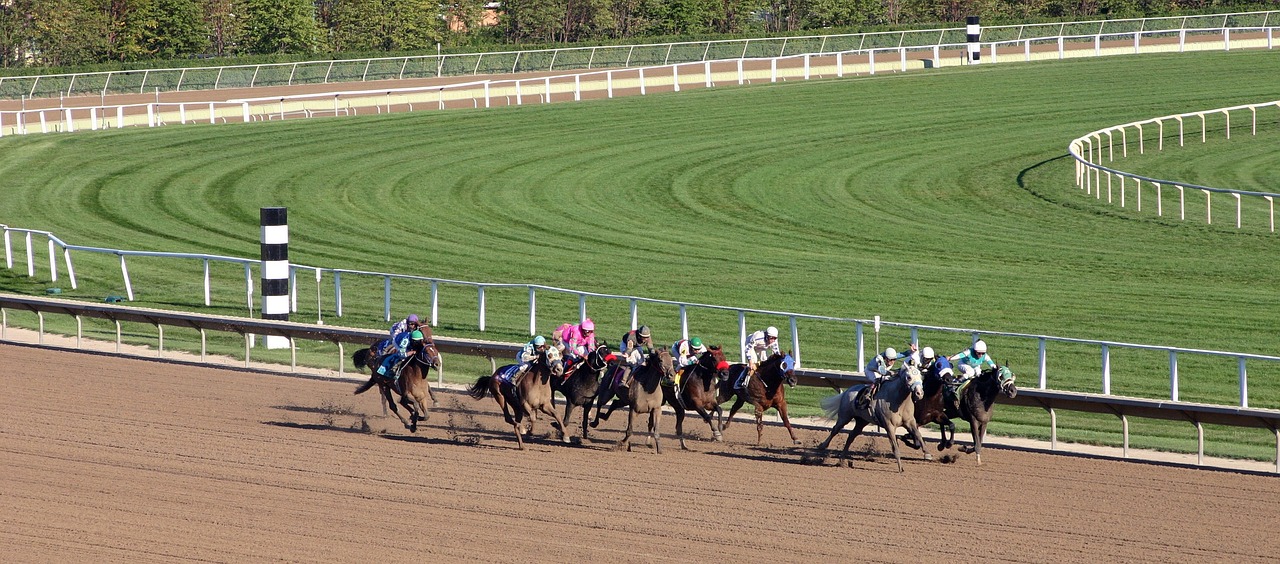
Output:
[[718, 352, 801, 445], [814, 365, 929, 472], [352, 339, 441, 433], [467, 347, 568, 450], [552, 341, 612, 441]]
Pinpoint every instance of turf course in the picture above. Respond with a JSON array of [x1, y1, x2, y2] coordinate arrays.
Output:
[[1, 49, 1278, 459]]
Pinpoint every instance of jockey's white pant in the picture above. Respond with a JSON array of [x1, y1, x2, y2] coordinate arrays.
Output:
[[958, 365, 980, 380]]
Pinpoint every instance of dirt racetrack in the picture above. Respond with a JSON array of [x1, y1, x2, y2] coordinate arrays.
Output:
[[2, 343, 1277, 563]]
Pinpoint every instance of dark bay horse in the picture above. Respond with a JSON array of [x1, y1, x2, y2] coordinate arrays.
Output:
[[815, 365, 929, 472], [615, 348, 675, 454], [551, 341, 612, 441], [946, 365, 1018, 465], [718, 352, 801, 445], [898, 367, 957, 453], [353, 339, 442, 433], [665, 346, 731, 450], [468, 347, 568, 450]]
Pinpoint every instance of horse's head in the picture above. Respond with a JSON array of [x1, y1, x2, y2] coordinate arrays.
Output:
[[778, 352, 797, 387], [996, 364, 1018, 398], [902, 364, 925, 400], [699, 346, 731, 379], [415, 340, 441, 369], [650, 347, 676, 381], [542, 347, 564, 378], [585, 342, 612, 373]]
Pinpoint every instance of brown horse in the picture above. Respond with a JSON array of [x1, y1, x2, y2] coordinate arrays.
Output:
[[467, 347, 568, 450], [352, 339, 442, 433], [665, 346, 731, 450], [718, 352, 801, 445], [815, 364, 929, 472], [615, 348, 675, 454]]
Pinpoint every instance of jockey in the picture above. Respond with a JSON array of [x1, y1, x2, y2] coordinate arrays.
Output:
[[512, 335, 548, 386], [918, 346, 953, 378], [613, 325, 653, 389], [900, 342, 922, 368], [382, 314, 421, 354], [737, 326, 780, 389], [857, 347, 900, 408], [949, 340, 996, 385], [378, 329, 423, 384], [562, 318, 597, 363], [672, 336, 708, 370]]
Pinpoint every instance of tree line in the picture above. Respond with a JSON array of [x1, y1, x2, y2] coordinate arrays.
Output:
[[0, 0, 1268, 68]]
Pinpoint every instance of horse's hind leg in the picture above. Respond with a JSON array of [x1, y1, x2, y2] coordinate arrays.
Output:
[[721, 397, 746, 431], [694, 405, 722, 442], [589, 390, 615, 428], [841, 422, 868, 468], [815, 413, 852, 451], [674, 409, 690, 451], [382, 386, 413, 431]]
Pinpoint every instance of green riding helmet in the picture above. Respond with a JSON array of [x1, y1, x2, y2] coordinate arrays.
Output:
[[410, 330, 424, 341], [689, 337, 703, 348]]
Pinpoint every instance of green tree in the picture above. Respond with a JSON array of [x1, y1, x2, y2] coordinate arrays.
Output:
[[242, 0, 320, 54], [203, 0, 243, 56], [143, 0, 211, 58], [28, 0, 109, 66], [328, 0, 442, 52]]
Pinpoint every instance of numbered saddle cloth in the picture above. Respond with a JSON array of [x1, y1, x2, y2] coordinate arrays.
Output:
[[496, 365, 521, 384]]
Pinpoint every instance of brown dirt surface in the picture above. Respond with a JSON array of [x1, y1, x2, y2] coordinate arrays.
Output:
[[2, 343, 1277, 562]]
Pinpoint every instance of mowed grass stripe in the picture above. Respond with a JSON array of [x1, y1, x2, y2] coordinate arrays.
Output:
[[1, 51, 1278, 411]]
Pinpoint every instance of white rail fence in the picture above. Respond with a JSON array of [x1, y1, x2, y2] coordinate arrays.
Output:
[[1070, 100, 1280, 230], [1, 293, 1277, 471], [3, 223, 1279, 411], [1, 10, 1274, 101], [3, 22, 1278, 139]]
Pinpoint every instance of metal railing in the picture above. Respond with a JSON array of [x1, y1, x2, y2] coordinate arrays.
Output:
[[1070, 100, 1280, 230], [0, 10, 1275, 100], [2, 292, 1276, 471], [4, 223, 1279, 410]]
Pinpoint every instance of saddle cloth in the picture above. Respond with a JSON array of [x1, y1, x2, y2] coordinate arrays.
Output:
[[496, 365, 521, 384]]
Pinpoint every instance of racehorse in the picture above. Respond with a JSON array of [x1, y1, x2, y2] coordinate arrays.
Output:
[[815, 364, 929, 472], [718, 352, 801, 445], [664, 346, 732, 450], [468, 347, 568, 450], [352, 339, 442, 433], [944, 364, 1018, 465], [551, 341, 612, 441], [614, 348, 675, 453], [894, 366, 956, 454]]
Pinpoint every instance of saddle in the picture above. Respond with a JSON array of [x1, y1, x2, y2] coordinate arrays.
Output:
[[496, 365, 521, 384]]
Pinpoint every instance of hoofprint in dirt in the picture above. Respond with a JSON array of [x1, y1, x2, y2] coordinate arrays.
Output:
[[2, 343, 1277, 562]]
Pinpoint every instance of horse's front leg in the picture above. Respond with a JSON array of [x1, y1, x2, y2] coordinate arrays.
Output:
[[972, 419, 987, 465], [905, 420, 931, 461], [589, 389, 616, 428], [539, 401, 570, 444], [649, 410, 662, 454], [674, 409, 690, 450], [694, 405, 722, 442], [754, 406, 765, 445], [775, 401, 801, 445], [886, 425, 905, 473]]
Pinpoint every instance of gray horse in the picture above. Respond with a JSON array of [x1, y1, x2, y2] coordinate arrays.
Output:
[[815, 364, 930, 472]]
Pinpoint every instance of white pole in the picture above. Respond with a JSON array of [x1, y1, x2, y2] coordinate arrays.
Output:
[[1101, 345, 1111, 395], [790, 316, 800, 368], [629, 299, 638, 329], [430, 281, 438, 326], [47, 239, 56, 281], [3, 228, 10, 268], [1170, 350, 1179, 401], [63, 248, 76, 289], [528, 287, 536, 336], [334, 272, 343, 317], [203, 259, 211, 306], [25, 232, 33, 277], [121, 255, 134, 301], [478, 286, 486, 331], [383, 276, 392, 321], [679, 305, 688, 340], [1239, 357, 1248, 408]]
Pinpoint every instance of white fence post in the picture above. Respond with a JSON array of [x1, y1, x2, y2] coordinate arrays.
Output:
[[63, 248, 76, 289], [638, 70, 645, 95], [1101, 344, 1111, 395], [679, 305, 688, 340], [121, 254, 134, 301], [25, 232, 33, 277], [1239, 357, 1248, 408], [790, 316, 800, 367], [855, 321, 864, 370], [578, 294, 587, 323], [46, 238, 56, 281], [629, 299, 638, 330], [528, 287, 536, 336], [737, 311, 747, 363], [1169, 350, 1179, 401], [478, 286, 486, 331], [1038, 338, 1047, 389], [334, 272, 343, 317], [430, 281, 438, 327], [383, 276, 392, 321], [3, 228, 10, 269]]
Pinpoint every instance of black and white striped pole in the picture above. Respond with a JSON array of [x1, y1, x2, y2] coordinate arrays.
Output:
[[260, 207, 289, 349], [967, 16, 981, 64]]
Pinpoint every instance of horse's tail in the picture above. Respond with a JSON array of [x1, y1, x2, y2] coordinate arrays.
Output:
[[352, 347, 372, 372], [820, 392, 843, 419], [353, 376, 378, 395], [468, 376, 494, 400]]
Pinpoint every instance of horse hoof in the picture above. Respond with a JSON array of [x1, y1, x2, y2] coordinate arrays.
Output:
[[589, 421, 600, 428], [924, 454, 934, 461], [793, 440, 802, 446], [713, 433, 723, 442]]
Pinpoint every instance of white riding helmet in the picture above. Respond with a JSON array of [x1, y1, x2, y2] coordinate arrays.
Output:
[[922, 346, 935, 360], [883, 347, 897, 360], [765, 326, 779, 338], [974, 340, 987, 354]]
